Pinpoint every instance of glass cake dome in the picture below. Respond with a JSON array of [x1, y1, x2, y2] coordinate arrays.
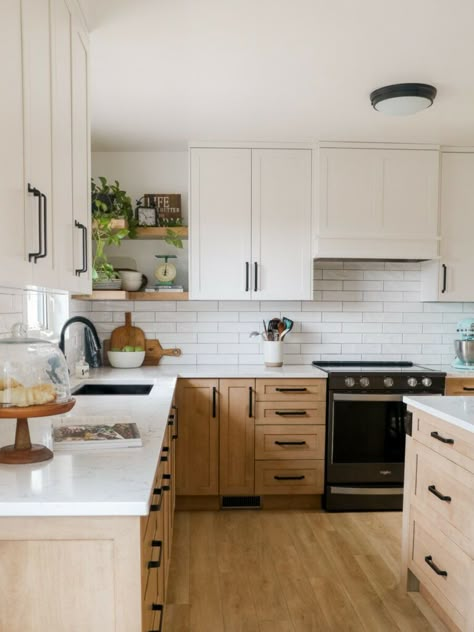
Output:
[[0, 323, 71, 408]]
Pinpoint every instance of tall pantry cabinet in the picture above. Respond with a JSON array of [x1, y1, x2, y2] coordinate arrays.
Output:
[[0, 0, 91, 293]]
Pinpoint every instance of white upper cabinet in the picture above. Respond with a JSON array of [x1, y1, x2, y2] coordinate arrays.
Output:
[[251, 149, 312, 300], [0, 0, 90, 293], [190, 148, 252, 300], [189, 146, 313, 301], [315, 143, 440, 259], [421, 151, 474, 301]]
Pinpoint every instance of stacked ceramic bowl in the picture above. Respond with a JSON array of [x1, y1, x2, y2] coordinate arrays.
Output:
[[118, 271, 143, 291]]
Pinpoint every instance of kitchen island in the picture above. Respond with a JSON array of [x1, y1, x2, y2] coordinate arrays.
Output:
[[402, 395, 474, 632]]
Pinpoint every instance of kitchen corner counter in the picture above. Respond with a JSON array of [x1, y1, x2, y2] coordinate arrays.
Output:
[[404, 394, 474, 434]]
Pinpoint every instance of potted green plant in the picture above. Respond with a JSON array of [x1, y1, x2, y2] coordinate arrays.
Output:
[[91, 177, 137, 288]]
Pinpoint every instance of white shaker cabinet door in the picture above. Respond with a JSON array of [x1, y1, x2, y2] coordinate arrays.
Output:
[[22, 0, 56, 288], [190, 148, 252, 300], [0, 0, 31, 288], [426, 152, 474, 301], [251, 149, 312, 300]]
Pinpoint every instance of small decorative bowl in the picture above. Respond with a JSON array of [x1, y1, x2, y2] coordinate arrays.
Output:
[[107, 351, 146, 369], [118, 271, 143, 291]]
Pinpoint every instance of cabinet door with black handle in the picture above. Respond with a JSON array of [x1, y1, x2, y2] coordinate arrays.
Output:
[[175, 379, 219, 495]]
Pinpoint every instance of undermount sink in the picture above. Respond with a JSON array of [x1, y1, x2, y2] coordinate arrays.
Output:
[[73, 384, 153, 396]]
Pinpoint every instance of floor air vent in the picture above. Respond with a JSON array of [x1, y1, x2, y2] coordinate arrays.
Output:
[[221, 496, 261, 509]]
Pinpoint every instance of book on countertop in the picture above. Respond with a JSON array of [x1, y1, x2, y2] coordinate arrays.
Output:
[[53, 417, 142, 450], [144, 285, 184, 293]]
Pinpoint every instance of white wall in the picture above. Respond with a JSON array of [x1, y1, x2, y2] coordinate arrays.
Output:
[[92, 151, 189, 288]]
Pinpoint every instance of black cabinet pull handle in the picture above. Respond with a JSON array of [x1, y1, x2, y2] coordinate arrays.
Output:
[[275, 387, 308, 393], [162, 473, 171, 492], [441, 264, 447, 293], [75, 220, 88, 275], [275, 410, 307, 416], [160, 446, 169, 463], [148, 539, 163, 569], [463, 387, 474, 391], [274, 475, 305, 481], [430, 431, 454, 445], [28, 184, 42, 262], [36, 192, 48, 259], [150, 487, 163, 512], [275, 440, 306, 446], [172, 405, 178, 439], [428, 485, 451, 503], [254, 261, 258, 292], [245, 262, 249, 292], [150, 603, 164, 632], [424, 555, 448, 577], [212, 386, 217, 418], [248, 386, 253, 418]]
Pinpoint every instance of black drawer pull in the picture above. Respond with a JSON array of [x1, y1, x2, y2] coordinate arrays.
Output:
[[160, 446, 169, 463], [212, 386, 217, 418], [274, 475, 305, 481], [245, 261, 250, 292], [430, 431, 454, 445], [148, 539, 163, 569], [28, 184, 42, 262], [275, 440, 306, 446], [441, 263, 447, 293], [425, 555, 448, 577], [162, 473, 171, 492], [172, 405, 179, 439], [275, 410, 307, 416], [249, 386, 253, 418], [463, 386, 474, 391], [428, 485, 451, 503], [74, 220, 88, 275], [150, 487, 162, 512], [150, 603, 164, 632], [275, 387, 308, 393]]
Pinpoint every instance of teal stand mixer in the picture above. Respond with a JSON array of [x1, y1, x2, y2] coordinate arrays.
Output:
[[452, 318, 474, 369]]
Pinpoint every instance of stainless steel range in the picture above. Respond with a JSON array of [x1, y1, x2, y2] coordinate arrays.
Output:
[[312, 361, 446, 512]]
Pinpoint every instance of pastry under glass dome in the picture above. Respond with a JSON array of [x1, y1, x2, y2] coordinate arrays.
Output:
[[0, 324, 71, 408], [0, 324, 75, 464]]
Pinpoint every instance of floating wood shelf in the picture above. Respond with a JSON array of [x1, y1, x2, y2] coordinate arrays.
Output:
[[134, 226, 188, 240], [72, 291, 189, 301]]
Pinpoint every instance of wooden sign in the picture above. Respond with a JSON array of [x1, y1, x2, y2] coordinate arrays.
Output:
[[143, 193, 182, 223]]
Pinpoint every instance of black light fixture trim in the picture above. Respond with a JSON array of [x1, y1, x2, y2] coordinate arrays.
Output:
[[370, 83, 437, 111]]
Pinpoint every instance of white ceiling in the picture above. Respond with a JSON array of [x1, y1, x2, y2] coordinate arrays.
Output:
[[81, 0, 474, 151]]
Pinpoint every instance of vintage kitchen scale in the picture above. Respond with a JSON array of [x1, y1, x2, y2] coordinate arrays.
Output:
[[154, 254, 177, 287], [452, 317, 474, 369], [0, 325, 75, 464]]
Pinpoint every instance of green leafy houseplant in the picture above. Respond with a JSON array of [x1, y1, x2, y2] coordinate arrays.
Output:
[[91, 216, 128, 282], [161, 217, 184, 249]]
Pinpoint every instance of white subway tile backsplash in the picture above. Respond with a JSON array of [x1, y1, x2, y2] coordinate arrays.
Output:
[[64, 261, 474, 367]]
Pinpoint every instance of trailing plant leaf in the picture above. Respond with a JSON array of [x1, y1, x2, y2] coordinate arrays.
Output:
[[164, 228, 183, 249]]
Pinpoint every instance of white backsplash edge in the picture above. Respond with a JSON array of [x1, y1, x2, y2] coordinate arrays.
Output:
[[68, 261, 474, 367]]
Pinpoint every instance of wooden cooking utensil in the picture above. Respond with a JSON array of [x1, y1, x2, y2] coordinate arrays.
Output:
[[104, 339, 181, 366], [110, 312, 146, 350]]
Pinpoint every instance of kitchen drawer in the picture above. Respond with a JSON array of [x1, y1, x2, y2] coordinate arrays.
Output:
[[411, 409, 474, 473], [256, 379, 326, 402], [255, 424, 325, 460], [445, 377, 474, 396], [410, 512, 471, 623], [255, 401, 326, 425], [255, 459, 324, 495], [413, 442, 474, 544]]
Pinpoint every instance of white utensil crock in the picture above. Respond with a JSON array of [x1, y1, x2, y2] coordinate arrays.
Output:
[[263, 341, 283, 367]]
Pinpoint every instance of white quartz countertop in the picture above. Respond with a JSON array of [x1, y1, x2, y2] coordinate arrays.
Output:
[[404, 395, 474, 434], [0, 365, 327, 518]]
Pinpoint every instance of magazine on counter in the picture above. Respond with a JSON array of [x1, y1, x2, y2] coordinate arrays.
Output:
[[53, 417, 142, 450]]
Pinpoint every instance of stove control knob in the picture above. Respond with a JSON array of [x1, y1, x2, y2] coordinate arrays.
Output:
[[360, 377, 370, 388], [384, 377, 394, 388], [407, 377, 418, 388], [422, 377, 432, 388], [344, 377, 355, 388]]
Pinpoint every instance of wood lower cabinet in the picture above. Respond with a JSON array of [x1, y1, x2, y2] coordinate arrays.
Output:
[[402, 406, 474, 632], [445, 377, 474, 396], [175, 379, 219, 495], [219, 379, 255, 495], [0, 419, 176, 632]]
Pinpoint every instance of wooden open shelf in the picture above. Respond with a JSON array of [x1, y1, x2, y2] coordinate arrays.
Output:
[[134, 226, 188, 239], [72, 291, 189, 301]]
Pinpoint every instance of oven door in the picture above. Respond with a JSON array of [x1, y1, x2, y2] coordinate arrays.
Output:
[[327, 393, 406, 485]]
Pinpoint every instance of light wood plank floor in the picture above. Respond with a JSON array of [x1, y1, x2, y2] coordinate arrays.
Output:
[[164, 510, 447, 632]]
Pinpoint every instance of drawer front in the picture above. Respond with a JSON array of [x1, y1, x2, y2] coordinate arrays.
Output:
[[255, 401, 325, 425], [414, 443, 474, 542], [255, 459, 324, 495], [410, 515, 470, 619], [445, 377, 474, 396], [411, 409, 474, 473], [255, 424, 325, 460], [256, 379, 326, 402]]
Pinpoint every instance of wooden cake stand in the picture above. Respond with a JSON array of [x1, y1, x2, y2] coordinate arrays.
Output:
[[0, 399, 75, 464]]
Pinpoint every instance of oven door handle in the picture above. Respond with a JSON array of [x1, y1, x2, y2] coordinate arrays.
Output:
[[332, 393, 404, 402]]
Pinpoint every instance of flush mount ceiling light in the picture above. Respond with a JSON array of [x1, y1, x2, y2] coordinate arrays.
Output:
[[370, 83, 437, 116]]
